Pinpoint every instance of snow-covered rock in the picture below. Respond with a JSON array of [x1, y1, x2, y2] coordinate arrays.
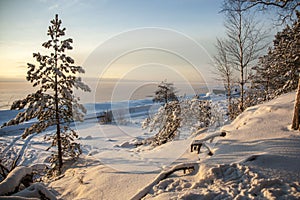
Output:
[[0, 166, 32, 196]]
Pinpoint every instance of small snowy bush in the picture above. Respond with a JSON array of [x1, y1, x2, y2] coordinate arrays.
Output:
[[142, 98, 224, 146]]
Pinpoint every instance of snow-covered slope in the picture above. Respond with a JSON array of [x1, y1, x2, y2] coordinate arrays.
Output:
[[143, 92, 300, 199], [205, 92, 300, 176]]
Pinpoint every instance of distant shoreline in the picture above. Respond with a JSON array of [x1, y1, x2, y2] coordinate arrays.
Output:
[[0, 79, 216, 110]]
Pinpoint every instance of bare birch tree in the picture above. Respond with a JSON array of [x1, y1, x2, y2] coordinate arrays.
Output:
[[221, 0, 268, 112], [213, 38, 235, 118]]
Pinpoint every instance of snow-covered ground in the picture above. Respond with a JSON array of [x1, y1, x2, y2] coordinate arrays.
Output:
[[143, 92, 300, 199], [1, 92, 300, 199]]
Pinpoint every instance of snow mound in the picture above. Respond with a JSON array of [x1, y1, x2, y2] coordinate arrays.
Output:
[[146, 163, 300, 199], [0, 166, 32, 196], [12, 183, 56, 200], [202, 92, 300, 174], [186, 163, 300, 199], [115, 141, 135, 148], [223, 92, 294, 139], [49, 157, 157, 200], [84, 135, 93, 140]]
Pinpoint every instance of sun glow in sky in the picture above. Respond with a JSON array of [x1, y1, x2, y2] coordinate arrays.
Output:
[[0, 0, 225, 83]]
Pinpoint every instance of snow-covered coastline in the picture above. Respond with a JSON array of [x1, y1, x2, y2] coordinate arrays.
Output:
[[1, 92, 300, 199]]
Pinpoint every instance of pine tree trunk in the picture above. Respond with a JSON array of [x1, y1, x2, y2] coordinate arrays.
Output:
[[55, 80, 63, 174], [292, 77, 300, 130], [54, 35, 63, 174], [165, 90, 168, 104]]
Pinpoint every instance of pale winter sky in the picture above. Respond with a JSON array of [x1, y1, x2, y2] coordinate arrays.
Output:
[[0, 0, 226, 83]]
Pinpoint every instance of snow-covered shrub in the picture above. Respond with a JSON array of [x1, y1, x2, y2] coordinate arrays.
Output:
[[227, 98, 242, 120], [142, 98, 225, 146], [181, 98, 225, 133], [98, 111, 113, 124], [180, 99, 212, 132], [112, 109, 130, 125], [142, 101, 181, 146], [0, 166, 56, 199], [243, 87, 269, 108]]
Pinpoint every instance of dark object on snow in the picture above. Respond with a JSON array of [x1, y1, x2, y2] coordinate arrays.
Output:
[[190, 131, 227, 155], [220, 131, 227, 137], [97, 111, 112, 124], [242, 155, 260, 163], [183, 166, 195, 174], [191, 143, 203, 154]]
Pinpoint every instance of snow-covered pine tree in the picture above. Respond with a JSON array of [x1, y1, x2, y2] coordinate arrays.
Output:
[[268, 11, 300, 130], [2, 15, 91, 175], [272, 13, 300, 95], [153, 101, 181, 145], [246, 52, 275, 107], [142, 101, 181, 146], [250, 53, 272, 100], [249, 11, 300, 129], [251, 12, 300, 98], [152, 80, 178, 104]]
